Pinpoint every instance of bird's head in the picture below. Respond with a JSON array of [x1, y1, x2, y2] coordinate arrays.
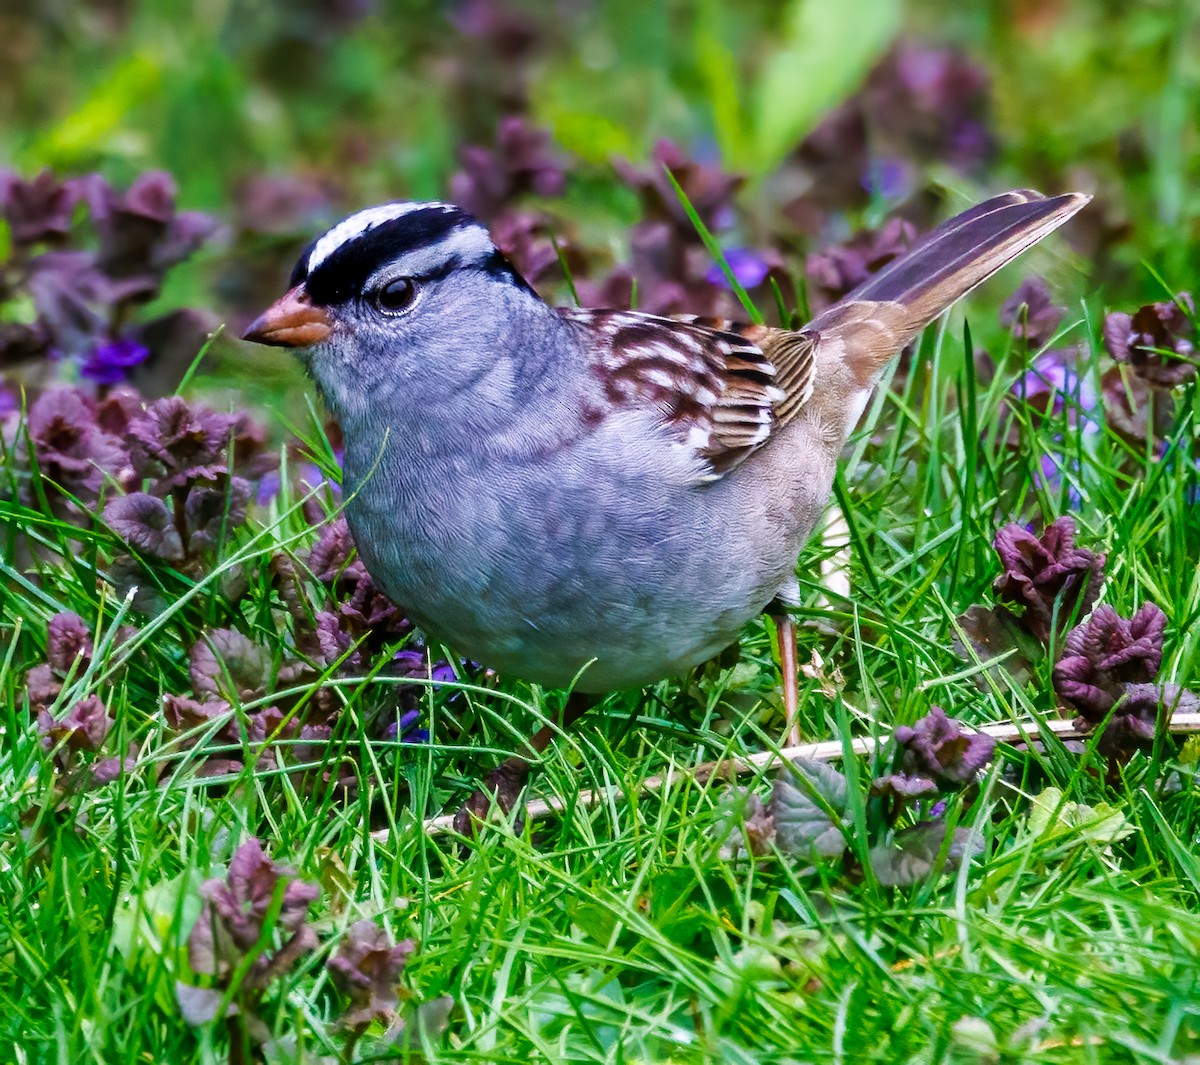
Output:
[[243, 201, 543, 417]]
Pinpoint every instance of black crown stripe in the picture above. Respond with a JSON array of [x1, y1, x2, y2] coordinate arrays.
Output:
[[302, 206, 483, 306]]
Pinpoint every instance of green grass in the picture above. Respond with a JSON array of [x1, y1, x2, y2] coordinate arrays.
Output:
[[4, 0, 1200, 1055], [3, 304, 1200, 1062]]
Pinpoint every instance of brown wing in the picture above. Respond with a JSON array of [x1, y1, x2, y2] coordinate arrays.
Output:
[[804, 190, 1090, 387], [558, 308, 816, 481], [556, 190, 1088, 481]]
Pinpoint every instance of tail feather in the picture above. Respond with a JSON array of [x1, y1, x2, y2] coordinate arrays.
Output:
[[806, 190, 1090, 386]]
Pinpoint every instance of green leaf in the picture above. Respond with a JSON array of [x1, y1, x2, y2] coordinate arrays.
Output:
[[1026, 787, 1132, 845], [750, 0, 900, 172]]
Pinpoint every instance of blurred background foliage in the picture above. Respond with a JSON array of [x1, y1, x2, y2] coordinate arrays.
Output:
[[3, 0, 1197, 307], [0, 0, 1198, 428]]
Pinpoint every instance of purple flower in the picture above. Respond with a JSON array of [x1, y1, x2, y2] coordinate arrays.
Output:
[[892, 708, 995, 790], [992, 518, 1105, 644], [79, 339, 152, 385], [385, 708, 430, 746], [1012, 345, 1098, 432], [862, 157, 914, 201], [705, 248, 772, 290]]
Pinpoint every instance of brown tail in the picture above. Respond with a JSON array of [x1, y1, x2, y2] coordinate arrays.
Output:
[[805, 190, 1090, 386]]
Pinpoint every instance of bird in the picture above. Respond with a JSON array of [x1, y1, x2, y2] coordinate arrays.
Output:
[[243, 188, 1088, 826]]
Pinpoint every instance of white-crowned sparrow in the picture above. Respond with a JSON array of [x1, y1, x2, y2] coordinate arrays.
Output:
[[244, 189, 1086, 814]]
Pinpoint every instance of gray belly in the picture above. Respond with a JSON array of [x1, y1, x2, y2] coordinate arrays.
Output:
[[342, 425, 796, 692]]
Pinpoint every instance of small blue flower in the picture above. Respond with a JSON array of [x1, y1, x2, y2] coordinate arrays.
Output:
[[80, 338, 150, 384], [299, 448, 344, 500], [384, 708, 430, 745], [705, 248, 770, 290], [862, 158, 912, 201]]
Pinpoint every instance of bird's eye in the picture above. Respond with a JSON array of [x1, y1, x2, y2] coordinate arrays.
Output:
[[373, 277, 418, 315]]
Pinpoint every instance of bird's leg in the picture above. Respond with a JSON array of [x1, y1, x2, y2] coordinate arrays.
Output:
[[453, 691, 593, 835], [769, 606, 801, 748]]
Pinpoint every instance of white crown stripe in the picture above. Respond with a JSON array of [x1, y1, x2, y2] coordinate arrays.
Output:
[[363, 223, 497, 286], [306, 201, 458, 274]]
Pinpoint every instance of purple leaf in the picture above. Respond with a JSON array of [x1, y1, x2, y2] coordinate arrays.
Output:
[[449, 116, 567, 220], [25, 664, 61, 708], [186, 838, 318, 989], [307, 515, 363, 584], [870, 822, 983, 887], [892, 708, 995, 790], [46, 611, 93, 674], [951, 604, 1039, 686], [185, 476, 251, 552], [175, 982, 233, 1026], [806, 217, 917, 307], [1103, 293, 1196, 389], [104, 492, 185, 560], [1052, 603, 1166, 721], [992, 517, 1105, 644], [1000, 277, 1066, 349], [615, 139, 743, 235], [162, 694, 231, 732], [190, 629, 272, 701], [866, 43, 994, 172], [38, 695, 111, 752], [1052, 604, 1174, 761], [125, 395, 237, 489], [0, 169, 79, 245], [24, 387, 129, 497], [91, 749, 138, 785], [870, 773, 939, 799], [85, 171, 218, 304], [327, 919, 415, 1030]]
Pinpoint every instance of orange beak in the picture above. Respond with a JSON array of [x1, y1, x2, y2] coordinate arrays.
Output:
[[242, 286, 333, 348]]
